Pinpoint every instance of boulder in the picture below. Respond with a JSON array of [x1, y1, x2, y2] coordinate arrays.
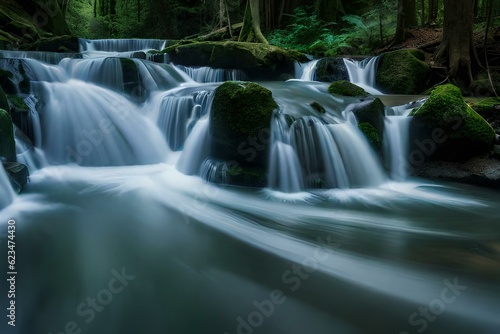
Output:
[[350, 98, 385, 149], [376, 49, 430, 94], [210, 81, 277, 185], [409, 84, 495, 161], [328, 80, 368, 97], [314, 58, 349, 82], [3, 162, 29, 193], [470, 97, 500, 135], [159, 41, 307, 80], [0, 108, 15, 161]]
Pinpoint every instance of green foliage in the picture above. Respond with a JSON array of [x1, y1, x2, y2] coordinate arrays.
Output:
[[328, 80, 368, 97], [267, 6, 338, 55], [267, 4, 397, 56], [358, 122, 381, 148]]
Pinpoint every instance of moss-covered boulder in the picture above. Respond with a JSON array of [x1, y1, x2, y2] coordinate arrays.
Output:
[[160, 41, 307, 80], [314, 58, 349, 82], [471, 70, 500, 98], [470, 97, 500, 133], [359, 122, 381, 148], [0, 108, 16, 162], [0, 85, 9, 112], [376, 49, 430, 95], [328, 80, 368, 97], [310, 101, 326, 114], [210, 81, 277, 183], [409, 84, 495, 161], [351, 98, 385, 149]]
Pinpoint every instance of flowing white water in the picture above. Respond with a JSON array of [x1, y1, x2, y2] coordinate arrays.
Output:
[[79, 38, 167, 52], [383, 116, 412, 180], [295, 59, 320, 80], [0, 166, 15, 209], [0, 50, 77, 64], [176, 65, 247, 83], [32, 80, 169, 166], [343, 57, 382, 94]]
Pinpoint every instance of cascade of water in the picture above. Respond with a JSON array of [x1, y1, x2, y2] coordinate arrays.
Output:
[[268, 113, 304, 192], [176, 118, 211, 175], [295, 59, 320, 80], [60, 57, 125, 91], [291, 117, 350, 189], [383, 116, 412, 180], [329, 123, 386, 187], [175, 65, 247, 83], [151, 90, 213, 151], [23, 59, 67, 82], [79, 38, 167, 52], [343, 57, 382, 94], [0, 50, 78, 64], [24, 95, 42, 147], [32, 80, 169, 166], [0, 165, 15, 210]]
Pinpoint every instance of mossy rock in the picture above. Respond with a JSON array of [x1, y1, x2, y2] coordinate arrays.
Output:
[[471, 70, 500, 98], [376, 49, 430, 94], [0, 85, 9, 112], [160, 41, 308, 80], [0, 108, 16, 162], [7, 94, 28, 110], [310, 101, 326, 114], [350, 97, 385, 149], [0, 1, 69, 48], [470, 97, 500, 134], [410, 84, 495, 161], [314, 58, 349, 82], [359, 122, 381, 148], [328, 80, 368, 97], [210, 81, 277, 172]]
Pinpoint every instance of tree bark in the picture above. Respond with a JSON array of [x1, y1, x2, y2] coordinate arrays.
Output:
[[393, 0, 406, 45], [315, 0, 344, 22], [238, 0, 268, 43], [435, 0, 478, 88]]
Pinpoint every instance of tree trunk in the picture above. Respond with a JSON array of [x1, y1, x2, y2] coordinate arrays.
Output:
[[393, 0, 406, 45], [315, 0, 344, 22], [406, 0, 418, 26], [93, 0, 97, 18], [421, 0, 425, 26], [435, 0, 478, 88], [238, 0, 268, 43]]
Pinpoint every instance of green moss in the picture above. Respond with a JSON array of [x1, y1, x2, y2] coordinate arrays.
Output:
[[470, 98, 500, 116], [210, 81, 277, 170], [161, 41, 307, 80], [410, 84, 495, 159], [328, 80, 368, 97], [212, 82, 277, 138], [310, 101, 326, 114], [0, 108, 16, 161], [0, 85, 9, 112], [358, 122, 381, 148], [7, 94, 27, 110], [376, 49, 430, 94]]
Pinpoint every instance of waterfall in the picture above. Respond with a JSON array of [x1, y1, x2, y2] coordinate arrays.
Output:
[[268, 113, 304, 192], [383, 116, 412, 180], [176, 118, 211, 175], [343, 56, 382, 94], [295, 59, 320, 80], [0, 50, 78, 64], [79, 38, 167, 52], [0, 165, 15, 209], [32, 80, 169, 166], [175, 65, 247, 83]]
